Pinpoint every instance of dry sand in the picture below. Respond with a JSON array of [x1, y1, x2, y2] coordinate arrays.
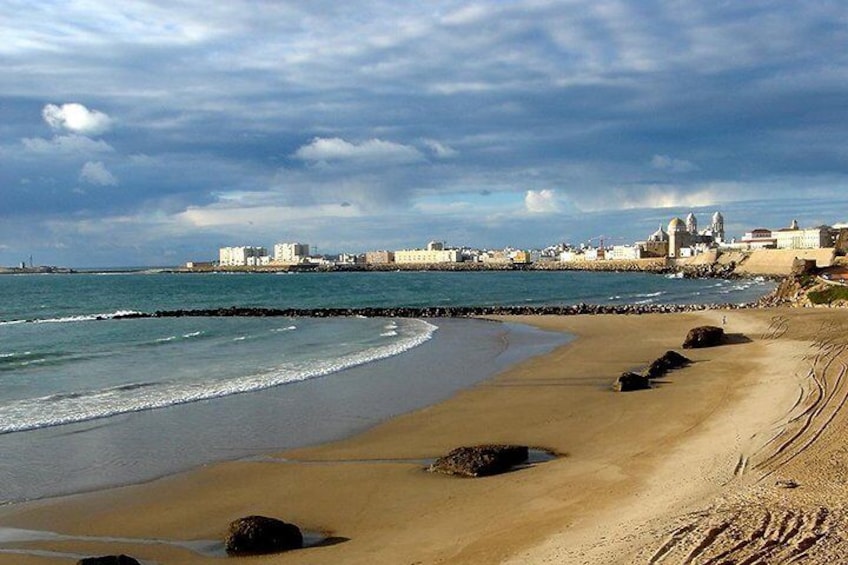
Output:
[[1, 308, 847, 564]]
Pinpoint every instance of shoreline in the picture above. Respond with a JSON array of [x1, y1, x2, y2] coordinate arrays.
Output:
[[0, 318, 569, 505], [5, 308, 846, 563]]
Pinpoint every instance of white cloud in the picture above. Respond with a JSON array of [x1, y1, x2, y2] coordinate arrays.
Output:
[[177, 203, 361, 228], [79, 161, 118, 186], [650, 154, 699, 173], [524, 189, 560, 214], [580, 186, 720, 212], [42, 103, 113, 135], [21, 134, 114, 154], [293, 137, 423, 164], [421, 139, 458, 158]]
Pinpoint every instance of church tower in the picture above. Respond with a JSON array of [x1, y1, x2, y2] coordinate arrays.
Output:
[[711, 212, 725, 243], [686, 212, 698, 234]]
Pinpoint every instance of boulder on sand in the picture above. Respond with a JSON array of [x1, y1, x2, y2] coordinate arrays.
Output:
[[429, 445, 529, 477], [613, 372, 651, 392], [682, 326, 725, 349], [225, 515, 303, 556], [643, 350, 691, 378], [77, 557, 141, 565]]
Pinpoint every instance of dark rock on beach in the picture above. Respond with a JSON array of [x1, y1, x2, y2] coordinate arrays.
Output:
[[682, 326, 726, 349], [613, 372, 651, 392], [225, 515, 304, 556], [77, 556, 141, 565], [429, 445, 529, 477], [643, 350, 691, 378]]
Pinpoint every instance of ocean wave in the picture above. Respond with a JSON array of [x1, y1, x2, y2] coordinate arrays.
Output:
[[0, 319, 439, 435], [271, 326, 297, 333], [380, 330, 398, 337], [0, 350, 85, 371], [634, 291, 664, 298], [0, 310, 142, 326]]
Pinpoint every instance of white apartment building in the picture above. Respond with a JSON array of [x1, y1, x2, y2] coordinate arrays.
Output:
[[610, 245, 642, 260], [274, 242, 310, 263], [219, 246, 268, 266]]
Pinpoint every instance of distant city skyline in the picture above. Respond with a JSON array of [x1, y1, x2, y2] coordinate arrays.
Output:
[[2, 3, 848, 267]]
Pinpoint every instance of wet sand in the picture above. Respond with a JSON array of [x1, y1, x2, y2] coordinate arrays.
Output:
[[2, 308, 847, 564]]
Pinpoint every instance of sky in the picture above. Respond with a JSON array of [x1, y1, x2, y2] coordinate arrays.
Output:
[[2, 1, 848, 267]]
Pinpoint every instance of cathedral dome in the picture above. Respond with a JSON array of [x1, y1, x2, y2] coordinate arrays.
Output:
[[668, 217, 687, 232]]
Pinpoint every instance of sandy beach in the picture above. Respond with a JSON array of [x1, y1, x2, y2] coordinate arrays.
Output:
[[2, 308, 847, 564]]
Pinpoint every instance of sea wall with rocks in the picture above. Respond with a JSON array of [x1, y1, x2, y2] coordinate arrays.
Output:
[[115, 302, 758, 321]]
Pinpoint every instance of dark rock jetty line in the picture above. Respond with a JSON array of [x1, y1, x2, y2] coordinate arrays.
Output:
[[114, 302, 758, 320]]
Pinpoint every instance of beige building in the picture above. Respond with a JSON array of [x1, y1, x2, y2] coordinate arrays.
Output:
[[365, 250, 395, 265], [667, 217, 691, 258], [394, 248, 461, 264], [773, 225, 833, 250]]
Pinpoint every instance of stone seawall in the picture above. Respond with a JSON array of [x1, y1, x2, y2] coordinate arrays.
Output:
[[114, 302, 756, 321]]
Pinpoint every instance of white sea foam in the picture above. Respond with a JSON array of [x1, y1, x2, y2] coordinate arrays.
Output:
[[2, 310, 142, 326], [635, 291, 663, 298], [182, 331, 202, 338], [380, 330, 398, 337], [233, 336, 247, 341], [155, 336, 177, 343], [271, 326, 297, 333], [0, 319, 439, 434]]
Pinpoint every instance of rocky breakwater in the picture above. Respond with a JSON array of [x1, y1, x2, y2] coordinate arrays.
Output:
[[114, 302, 756, 321]]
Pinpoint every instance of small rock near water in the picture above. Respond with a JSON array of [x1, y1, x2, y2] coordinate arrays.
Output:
[[429, 445, 529, 477], [225, 515, 304, 556], [77, 556, 141, 565], [682, 326, 726, 349], [613, 372, 651, 392]]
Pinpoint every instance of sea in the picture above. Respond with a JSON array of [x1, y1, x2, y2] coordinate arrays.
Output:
[[0, 270, 773, 504]]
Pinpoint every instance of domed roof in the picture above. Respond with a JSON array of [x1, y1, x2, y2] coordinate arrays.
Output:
[[668, 217, 687, 232], [649, 224, 669, 242], [712, 211, 724, 222]]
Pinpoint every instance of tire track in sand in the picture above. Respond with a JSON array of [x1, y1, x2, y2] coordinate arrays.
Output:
[[645, 316, 847, 564]]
